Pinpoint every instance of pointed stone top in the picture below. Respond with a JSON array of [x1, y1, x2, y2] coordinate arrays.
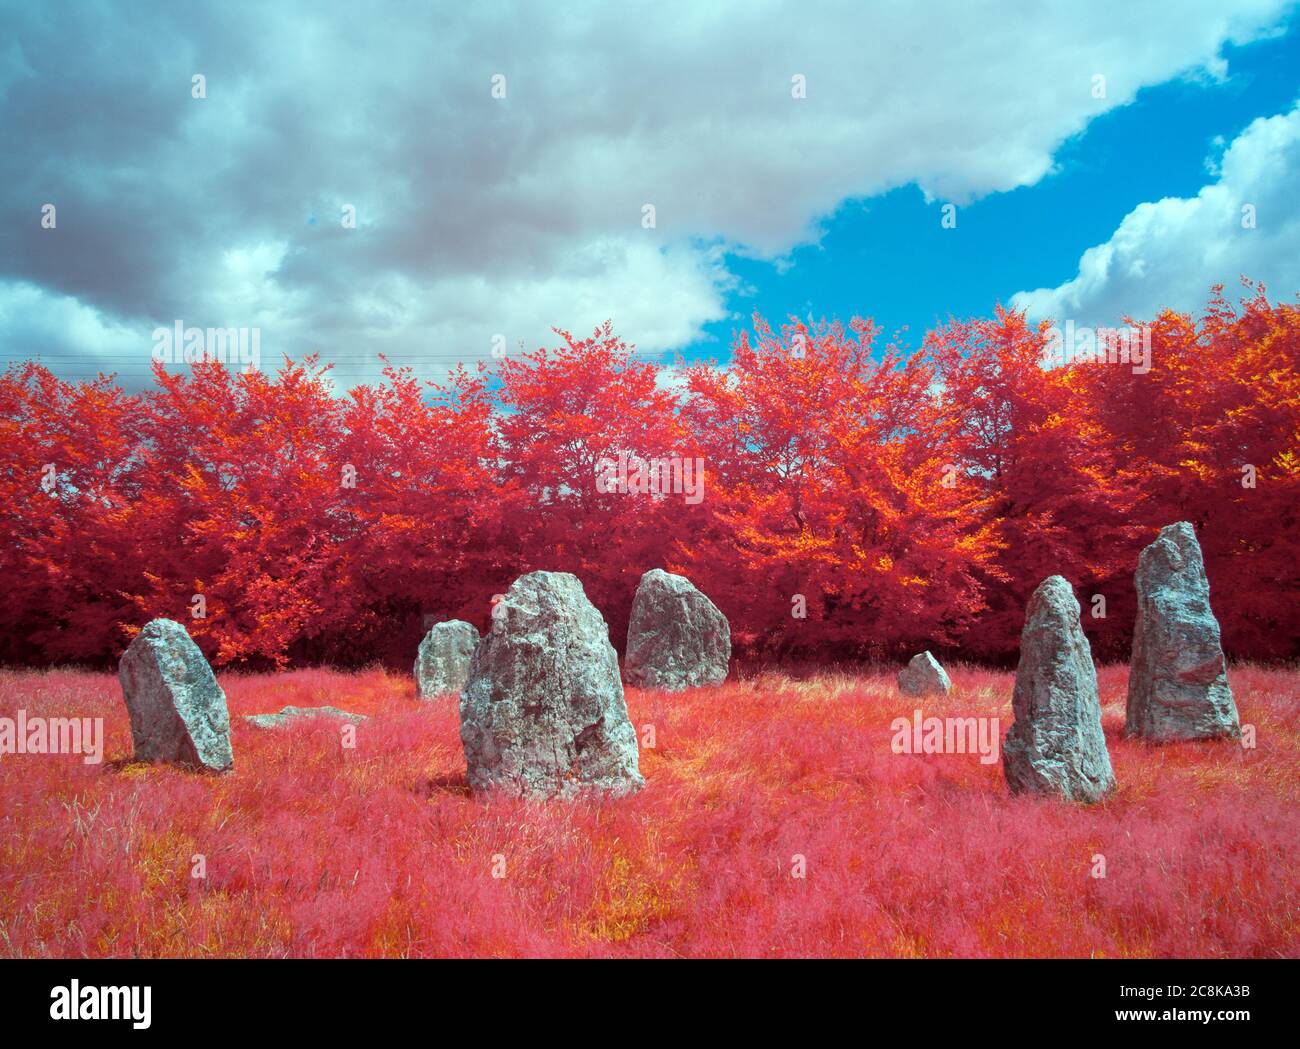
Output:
[[504, 570, 588, 605], [636, 568, 703, 598], [137, 616, 189, 638], [1025, 575, 1078, 621], [425, 618, 478, 633], [486, 573, 591, 634], [515, 570, 580, 586], [898, 650, 952, 696], [1033, 574, 1072, 597], [1137, 522, 1207, 591]]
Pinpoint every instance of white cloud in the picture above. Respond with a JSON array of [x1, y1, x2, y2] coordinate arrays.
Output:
[[0, 282, 143, 378], [1011, 100, 1300, 325], [1, 0, 1293, 386]]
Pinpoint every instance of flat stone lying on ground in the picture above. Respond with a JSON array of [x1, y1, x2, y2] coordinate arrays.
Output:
[[1126, 521, 1240, 742], [459, 570, 644, 798], [118, 617, 233, 771], [623, 568, 730, 691], [1003, 576, 1114, 804], [898, 651, 952, 696], [414, 619, 479, 699], [243, 705, 368, 729]]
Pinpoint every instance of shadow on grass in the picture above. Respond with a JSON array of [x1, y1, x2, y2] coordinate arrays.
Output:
[[419, 773, 472, 797]]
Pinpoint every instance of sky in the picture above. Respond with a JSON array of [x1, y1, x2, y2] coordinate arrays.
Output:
[[2, 0, 1299, 389]]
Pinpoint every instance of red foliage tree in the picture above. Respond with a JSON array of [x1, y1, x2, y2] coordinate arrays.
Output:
[[926, 306, 1147, 660], [0, 364, 143, 663], [493, 322, 692, 647], [1, 285, 1296, 668], [1070, 281, 1300, 659], [678, 315, 1000, 659]]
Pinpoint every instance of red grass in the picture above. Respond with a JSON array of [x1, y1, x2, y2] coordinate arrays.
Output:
[[0, 663, 1296, 957]]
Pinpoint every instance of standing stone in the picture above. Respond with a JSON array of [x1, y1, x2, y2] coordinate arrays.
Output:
[[459, 571, 643, 797], [898, 651, 952, 697], [1126, 522, 1240, 741], [1003, 576, 1114, 803], [624, 569, 730, 691], [415, 620, 479, 699], [118, 618, 233, 771]]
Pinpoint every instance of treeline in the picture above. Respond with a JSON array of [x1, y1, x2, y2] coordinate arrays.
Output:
[[2, 282, 1297, 670]]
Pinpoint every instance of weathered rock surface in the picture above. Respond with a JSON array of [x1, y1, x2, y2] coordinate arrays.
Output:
[[898, 651, 952, 696], [460, 571, 643, 797], [244, 705, 368, 729], [1003, 576, 1114, 803], [623, 569, 730, 691], [118, 618, 233, 771], [415, 619, 479, 699], [1126, 522, 1240, 741]]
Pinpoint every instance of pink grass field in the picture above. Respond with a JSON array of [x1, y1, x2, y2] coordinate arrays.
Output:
[[0, 664, 1296, 958]]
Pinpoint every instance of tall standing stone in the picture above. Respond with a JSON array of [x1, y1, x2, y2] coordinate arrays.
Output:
[[1003, 576, 1114, 803], [118, 618, 233, 771], [459, 571, 643, 797], [1126, 522, 1240, 741], [415, 619, 479, 699], [623, 568, 730, 691], [898, 651, 952, 697]]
